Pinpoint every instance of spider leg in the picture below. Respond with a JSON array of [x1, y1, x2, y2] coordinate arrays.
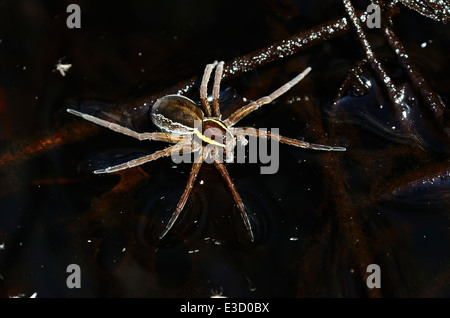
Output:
[[224, 67, 311, 127], [231, 127, 346, 152], [67, 109, 185, 143], [94, 142, 193, 174], [212, 153, 255, 242], [159, 149, 204, 239], [200, 61, 218, 117], [211, 61, 224, 118]]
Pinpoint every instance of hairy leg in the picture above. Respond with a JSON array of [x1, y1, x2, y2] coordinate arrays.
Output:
[[200, 61, 218, 117], [211, 61, 224, 118], [94, 143, 193, 174], [67, 109, 185, 143], [224, 67, 311, 127], [231, 127, 346, 151], [159, 149, 204, 239], [213, 155, 254, 242]]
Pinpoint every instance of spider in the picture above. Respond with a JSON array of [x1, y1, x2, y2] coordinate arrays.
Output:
[[67, 61, 346, 242]]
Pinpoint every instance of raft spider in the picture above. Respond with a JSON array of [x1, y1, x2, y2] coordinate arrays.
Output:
[[67, 61, 346, 242]]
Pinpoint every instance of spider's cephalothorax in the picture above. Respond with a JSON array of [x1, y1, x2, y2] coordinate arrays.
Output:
[[67, 61, 346, 242], [199, 118, 234, 149]]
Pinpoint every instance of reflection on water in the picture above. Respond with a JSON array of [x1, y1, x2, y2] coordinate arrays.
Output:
[[329, 60, 450, 153]]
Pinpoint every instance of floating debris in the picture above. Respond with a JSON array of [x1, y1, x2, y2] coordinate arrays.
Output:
[[55, 61, 72, 76]]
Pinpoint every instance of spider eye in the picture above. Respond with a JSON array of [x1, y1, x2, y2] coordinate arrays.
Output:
[[151, 94, 204, 134]]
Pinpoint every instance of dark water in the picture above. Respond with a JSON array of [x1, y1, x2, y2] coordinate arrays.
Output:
[[0, 0, 449, 298]]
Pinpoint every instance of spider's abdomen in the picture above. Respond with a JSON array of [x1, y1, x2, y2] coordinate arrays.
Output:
[[151, 94, 204, 134]]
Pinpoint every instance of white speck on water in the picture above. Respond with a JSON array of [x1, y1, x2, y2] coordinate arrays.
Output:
[[56, 62, 72, 76]]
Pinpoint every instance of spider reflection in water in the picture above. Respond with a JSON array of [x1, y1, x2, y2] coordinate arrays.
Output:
[[67, 61, 346, 242]]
